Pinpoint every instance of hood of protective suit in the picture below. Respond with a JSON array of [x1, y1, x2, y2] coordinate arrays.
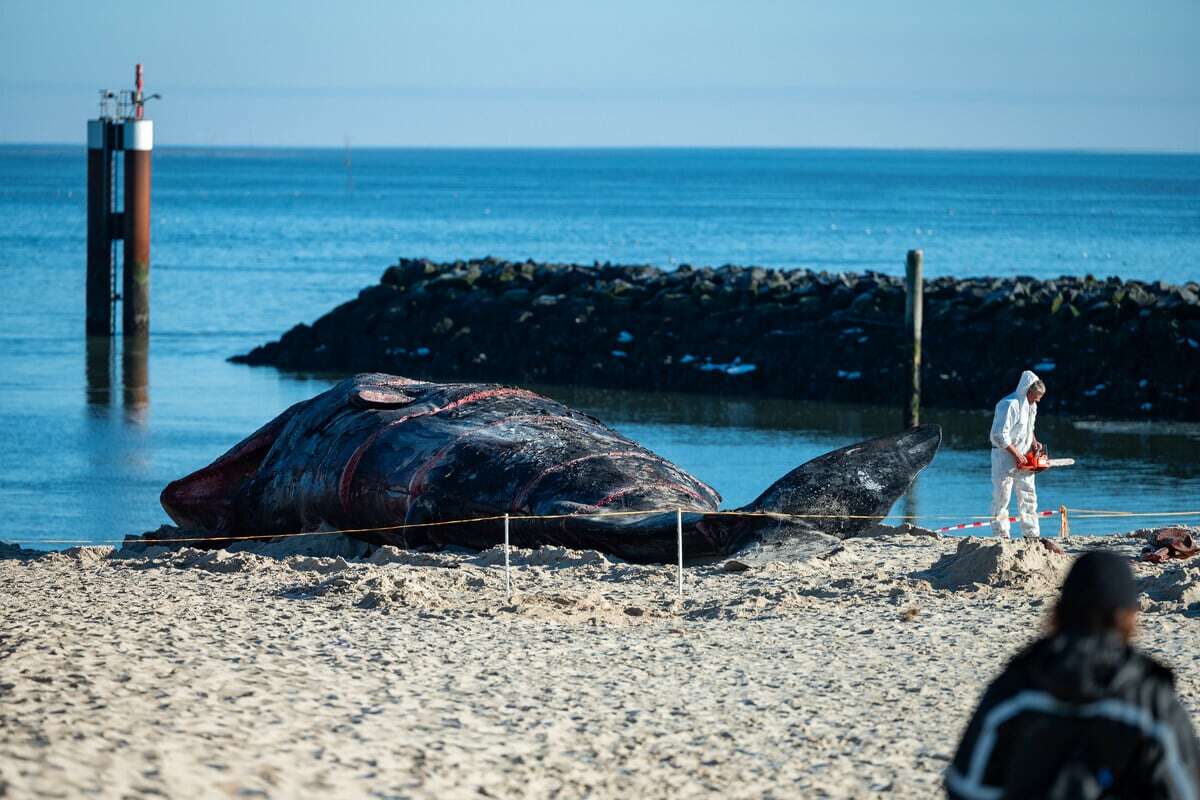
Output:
[[1010, 369, 1041, 402], [990, 370, 1042, 452]]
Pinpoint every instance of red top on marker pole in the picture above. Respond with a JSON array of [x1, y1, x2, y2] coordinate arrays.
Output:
[[135, 64, 144, 119]]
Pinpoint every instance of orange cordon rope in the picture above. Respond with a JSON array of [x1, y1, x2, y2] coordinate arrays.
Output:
[[11, 508, 978, 547], [11, 507, 1200, 547], [1066, 510, 1200, 519]]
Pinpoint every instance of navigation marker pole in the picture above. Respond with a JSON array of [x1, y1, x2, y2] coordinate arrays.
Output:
[[86, 65, 159, 337]]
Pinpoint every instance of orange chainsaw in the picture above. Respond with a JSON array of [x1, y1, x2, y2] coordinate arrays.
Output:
[[1019, 442, 1075, 472]]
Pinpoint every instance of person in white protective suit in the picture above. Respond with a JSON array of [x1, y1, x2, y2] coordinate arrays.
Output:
[[989, 370, 1046, 538]]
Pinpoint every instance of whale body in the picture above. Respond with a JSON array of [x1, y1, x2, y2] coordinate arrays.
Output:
[[161, 373, 941, 563]]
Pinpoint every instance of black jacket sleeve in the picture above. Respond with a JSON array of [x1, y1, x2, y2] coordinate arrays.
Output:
[[945, 675, 1014, 799], [1137, 689, 1200, 800]]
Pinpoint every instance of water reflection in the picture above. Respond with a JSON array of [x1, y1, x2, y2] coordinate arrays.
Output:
[[121, 335, 150, 425], [85, 336, 113, 409], [532, 382, 1200, 535], [536, 384, 1200, 471], [87, 335, 150, 422]]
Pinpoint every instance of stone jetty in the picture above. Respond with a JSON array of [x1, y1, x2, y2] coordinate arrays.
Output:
[[233, 257, 1200, 420]]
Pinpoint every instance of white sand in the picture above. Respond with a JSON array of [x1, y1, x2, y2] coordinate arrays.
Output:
[[2, 530, 1198, 799]]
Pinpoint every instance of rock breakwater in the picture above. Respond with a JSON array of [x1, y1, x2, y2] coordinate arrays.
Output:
[[234, 257, 1200, 420]]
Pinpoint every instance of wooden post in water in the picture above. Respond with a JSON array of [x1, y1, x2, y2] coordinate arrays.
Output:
[[903, 250, 924, 429]]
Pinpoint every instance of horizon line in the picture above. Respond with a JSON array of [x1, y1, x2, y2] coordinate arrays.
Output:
[[2, 141, 1199, 156]]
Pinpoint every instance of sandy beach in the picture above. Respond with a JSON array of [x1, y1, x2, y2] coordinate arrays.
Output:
[[2, 529, 1197, 799]]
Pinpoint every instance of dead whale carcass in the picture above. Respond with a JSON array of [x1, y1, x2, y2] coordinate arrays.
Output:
[[160, 373, 941, 563]]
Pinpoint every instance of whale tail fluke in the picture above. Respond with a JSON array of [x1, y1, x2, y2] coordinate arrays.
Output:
[[738, 425, 941, 538]]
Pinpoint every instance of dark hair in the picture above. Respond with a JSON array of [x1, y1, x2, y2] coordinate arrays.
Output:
[[1053, 552, 1138, 634], [1052, 603, 1128, 635]]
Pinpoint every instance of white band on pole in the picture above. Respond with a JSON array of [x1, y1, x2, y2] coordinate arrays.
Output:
[[676, 508, 683, 600], [123, 119, 154, 151], [504, 512, 511, 600]]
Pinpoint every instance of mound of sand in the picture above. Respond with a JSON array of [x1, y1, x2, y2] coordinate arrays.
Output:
[[121, 525, 373, 560], [471, 544, 612, 568], [1138, 565, 1200, 612], [367, 545, 466, 568], [33, 546, 115, 565], [229, 531, 372, 560], [165, 548, 266, 574], [353, 573, 453, 611], [283, 554, 355, 574], [0, 543, 116, 563], [918, 538, 1070, 593]]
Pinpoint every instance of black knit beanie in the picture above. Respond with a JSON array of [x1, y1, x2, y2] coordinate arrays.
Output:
[[1057, 551, 1139, 631]]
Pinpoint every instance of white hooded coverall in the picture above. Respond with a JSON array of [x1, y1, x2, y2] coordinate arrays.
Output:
[[989, 370, 1041, 538]]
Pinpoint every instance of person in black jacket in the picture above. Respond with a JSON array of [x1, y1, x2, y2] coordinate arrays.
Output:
[[946, 551, 1200, 800]]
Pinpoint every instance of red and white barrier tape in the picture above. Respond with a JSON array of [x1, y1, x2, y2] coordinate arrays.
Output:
[[936, 510, 1056, 534]]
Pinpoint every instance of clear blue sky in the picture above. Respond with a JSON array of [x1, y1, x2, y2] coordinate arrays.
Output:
[[1, 0, 1197, 150]]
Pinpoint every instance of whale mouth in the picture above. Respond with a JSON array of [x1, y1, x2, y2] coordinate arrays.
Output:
[[161, 428, 277, 531], [160, 402, 302, 532]]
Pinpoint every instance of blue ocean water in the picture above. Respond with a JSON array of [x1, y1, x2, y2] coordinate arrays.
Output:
[[1, 146, 1198, 548]]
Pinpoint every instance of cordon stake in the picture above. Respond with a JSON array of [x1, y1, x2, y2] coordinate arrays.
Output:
[[676, 508, 683, 601], [504, 512, 511, 601]]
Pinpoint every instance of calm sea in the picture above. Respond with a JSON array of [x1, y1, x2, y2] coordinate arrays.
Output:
[[2, 146, 1198, 548]]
